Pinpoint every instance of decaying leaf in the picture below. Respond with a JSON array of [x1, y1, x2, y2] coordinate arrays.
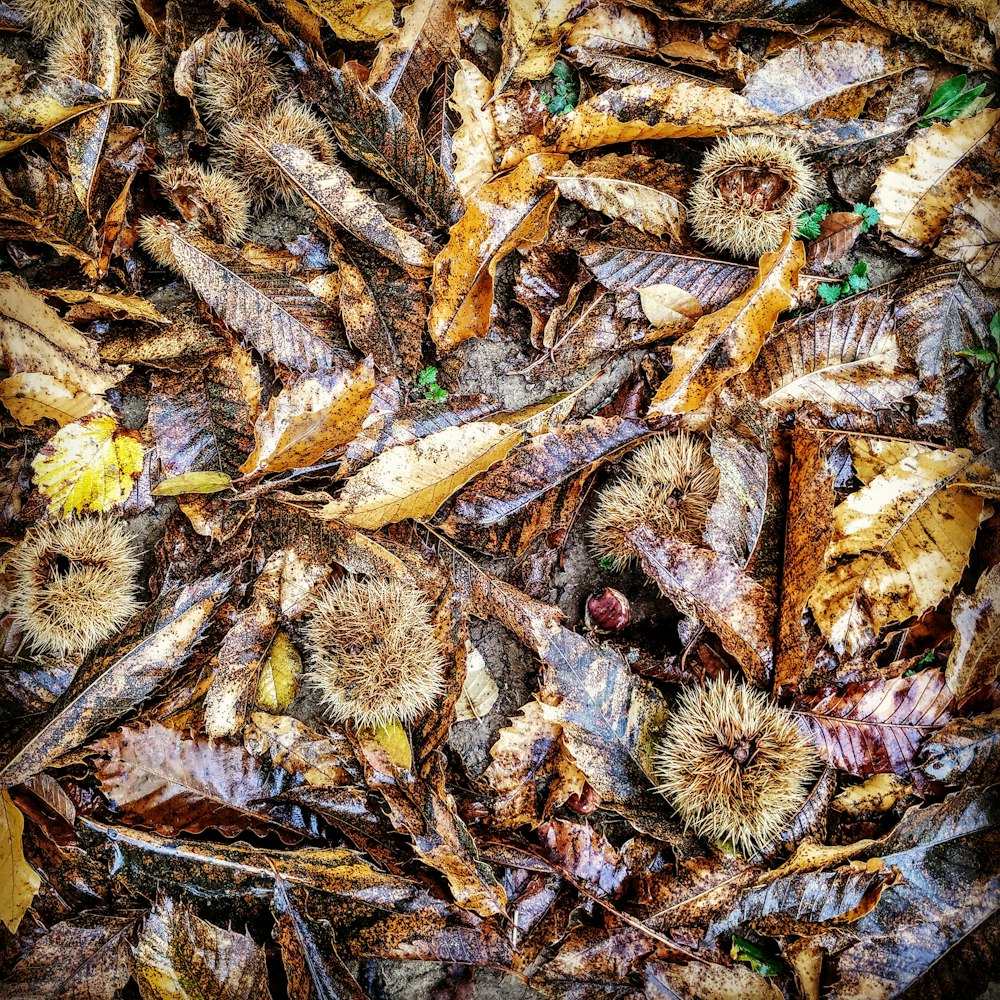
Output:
[[32, 410, 144, 516], [496, 0, 589, 87], [872, 109, 1000, 248], [134, 894, 270, 1000], [455, 642, 499, 721], [429, 152, 562, 350], [935, 191, 1000, 287], [321, 421, 526, 529], [946, 564, 1000, 699], [0, 790, 39, 934], [915, 709, 1000, 789], [649, 234, 805, 414], [0, 372, 98, 427], [450, 58, 500, 198], [639, 284, 703, 331], [808, 444, 990, 656]]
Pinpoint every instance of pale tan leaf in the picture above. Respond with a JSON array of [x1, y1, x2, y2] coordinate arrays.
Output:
[[300, 0, 394, 42], [141, 218, 350, 374], [832, 773, 912, 816], [320, 422, 526, 529], [548, 154, 687, 240], [649, 233, 805, 415], [455, 642, 498, 721], [0, 90, 100, 158], [947, 564, 1000, 699], [450, 59, 500, 198], [45, 288, 170, 325], [0, 373, 99, 427], [0, 273, 129, 395], [935, 191, 1000, 287], [496, 0, 589, 86], [369, 0, 459, 119], [240, 361, 376, 476], [0, 790, 39, 934], [428, 152, 562, 351], [639, 283, 703, 330], [872, 109, 1000, 248], [32, 411, 144, 516], [808, 444, 992, 656], [242, 138, 434, 275]]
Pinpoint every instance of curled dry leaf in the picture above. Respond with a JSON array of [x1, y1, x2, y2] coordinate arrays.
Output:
[[496, 0, 589, 87], [0, 90, 100, 158], [32, 410, 144, 516], [808, 211, 865, 265], [639, 284, 703, 331], [0, 790, 39, 934], [321, 421, 526, 529], [946, 564, 1000, 699], [935, 192, 1000, 288], [429, 152, 562, 351], [831, 772, 912, 816], [0, 272, 128, 396], [792, 669, 953, 776], [0, 371, 97, 427], [548, 154, 688, 241], [0, 573, 230, 788], [135, 895, 270, 1000], [300, 0, 394, 42], [872, 109, 1000, 249], [649, 233, 804, 415], [240, 361, 376, 476], [808, 443, 991, 657], [631, 527, 777, 687], [368, 0, 459, 120]]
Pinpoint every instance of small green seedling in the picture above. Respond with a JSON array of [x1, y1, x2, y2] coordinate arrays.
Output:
[[538, 60, 578, 116], [598, 555, 615, 571], [956, 311, 1000, 396], [730, 935, 788, 977], [854, 203, 879, 234], [818, 261, 870, 305], [417, 366, 448, 402], [795, 201, 831, 240], [918, 74, 990, 127]]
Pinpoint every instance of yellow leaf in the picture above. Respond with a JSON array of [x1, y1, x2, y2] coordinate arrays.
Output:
[[0, 373, 99, 427], [0, 273, 129, 396], [429, 152, 562, 351], [638, 283, 704, 331], [321, 422, 526, 529], [0, 789, 40, 933], [549, 79, 782, 154], [256, 631, 303, 714], [0, 91, 100, 158], [548, 154, 688, 240], [450, 59, 500, 198], [496, 0, 589, 85], [649, 233, 805, 415], [808, 445, 992, 657], [360, 719, 412, 770], [240, 361, 376, 476], [151, 471, 234, 496], [300, 0, 394, 41], [832, 773, 912, 816], [872, 109, 1000, 248], [33, 411, 144, 516]]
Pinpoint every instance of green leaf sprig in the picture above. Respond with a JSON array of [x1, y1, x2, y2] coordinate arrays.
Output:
[[417, 365, 448, 402], [956, 311, 1000, 396], [918, 74, 990, 127], [818, 261, 870, 305]]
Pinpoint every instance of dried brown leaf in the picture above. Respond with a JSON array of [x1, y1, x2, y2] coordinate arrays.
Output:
[[947, 564, 1000, 698]]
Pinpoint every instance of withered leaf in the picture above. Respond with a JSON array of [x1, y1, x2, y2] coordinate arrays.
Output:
[[142, 219, 351, 374], [647, 958, 783, 1000], [321, 421, 526, 529], [496, 0, 591, 87], [824, 785, 1000, 998], [649, 233, 805, 415], [134, 895, 270, 1000], [449, 58, 500, 198], [240, 361, 375, 476], [808, 211, 865, 265], [0, 372, 97, 427], [304, 57, 463, 226], [915, 709, 1000, 789], [0, 89, 101, 158], [0, 791, 39, 934], [536, 819, 629, 900], [792, 670, 953, 776], [936, 191, 1000, 288], [0, 573, 230, 787], [368, 0, 459, 120], [429, 152, 562, 351], [1, 913, 138, 1000], [632, 527, 777, 687], [301, 0, 394, 42], [440, 416, 648, 557], [947, 564, 1000, 699]]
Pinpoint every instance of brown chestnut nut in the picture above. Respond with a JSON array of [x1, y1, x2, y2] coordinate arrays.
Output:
[[566, 783, 599, 814], [585, 588, 630, 633]]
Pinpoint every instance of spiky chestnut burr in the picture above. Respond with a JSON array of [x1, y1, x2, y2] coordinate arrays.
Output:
[[11, 517, 144, 657], [197, 30, 288, 126], [688, 134, 817, 260], [8, 0, 114, 37], [589, 433, 719, 572], [218, 100, 337, 207], [118, 34, 161, 113], [304, 576, 446, 729], [154, 163, 251, 246], [653, 679, 818, 854]]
